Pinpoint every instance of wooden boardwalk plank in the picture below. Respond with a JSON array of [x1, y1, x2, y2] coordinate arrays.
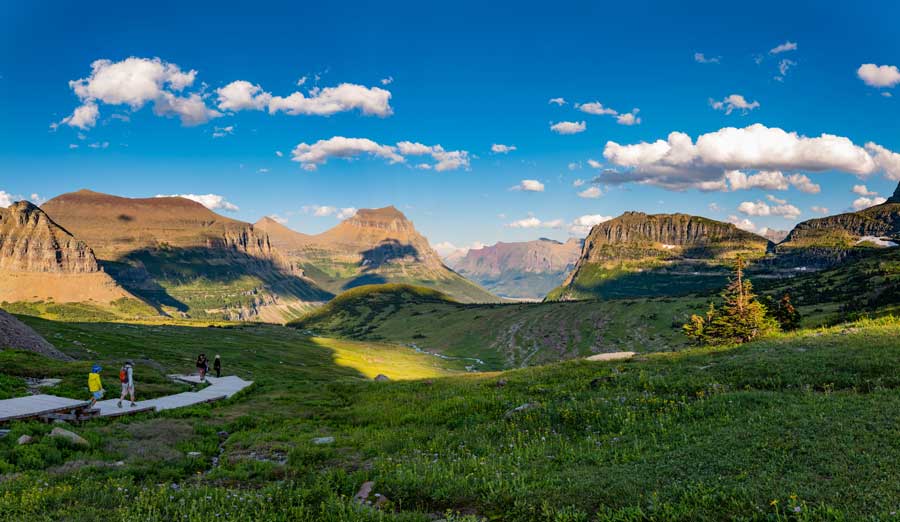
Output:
[[0, 395, 90, 422]]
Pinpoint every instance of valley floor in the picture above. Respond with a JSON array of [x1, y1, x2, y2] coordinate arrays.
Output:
[[2, 314, 900, 520]]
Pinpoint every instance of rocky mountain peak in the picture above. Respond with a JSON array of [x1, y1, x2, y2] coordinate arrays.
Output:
[[0, 200, 101, 273], [888, 181, 900, 204]]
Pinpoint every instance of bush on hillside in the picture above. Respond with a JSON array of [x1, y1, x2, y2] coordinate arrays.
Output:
[[683, 257, 779, 345]]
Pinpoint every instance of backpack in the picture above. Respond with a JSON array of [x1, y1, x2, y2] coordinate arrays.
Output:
[[119, 367, 127, 383]]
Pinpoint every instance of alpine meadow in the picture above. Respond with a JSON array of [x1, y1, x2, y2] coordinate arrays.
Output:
[[3, 1, 900, 521]]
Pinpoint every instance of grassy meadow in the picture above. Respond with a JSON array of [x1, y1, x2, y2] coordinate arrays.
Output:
[[2, 307, 900, 519]]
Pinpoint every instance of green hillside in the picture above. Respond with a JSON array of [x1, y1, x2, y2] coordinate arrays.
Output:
[[291, 284, 700, 369], [4, 314, 900, 519]]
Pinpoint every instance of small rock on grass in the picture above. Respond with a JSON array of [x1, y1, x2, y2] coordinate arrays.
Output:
[[504, 402, 540, 419], [355, 481, 374, 502], [16, 435, 33, 445], [496, 379, 508, 388], [374, 374, 390, 382], [49, 427, 89, 447], [312, 436, 335, 445], [187, 451, 202, 457]]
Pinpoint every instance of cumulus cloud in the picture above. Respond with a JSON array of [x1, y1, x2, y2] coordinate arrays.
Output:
[[857, 64, 900, 88], [616, 110, 641, 126], [550, 121, 586, 134], [578, 186, 602, 199], [598, 124, 899, 191], [0, 191, 16, 208], [266, 214, 289, 225], [810, 206, 830, 215], [290, 137, 469, 172], [769, 41, 798, 55], [380, 76, 393, 85], [217, 81, 392, 117], [301, 205, 358, 219], [694, 52, 720, 64], [548, 97, 566, 106], [852, 196, 887, 210], [568, 162, 581, 171], [738, 199, 801, 219], [156, 193, 239, 212], [434, 241, 486, 259], [59, 57, 220, 129], [506, 215, 563, 229], [787, 173, 821, 194], [775, 59, 796, 81], [572, 179, 586, 187], [569, 214, 613, 236], [212, 125, 234, 138], [587, 159, 603, 169], [726, 170, 788, 191], [510, 179, 545, 192], [275, 150, 284, 157], [577, 102, 617, 116], [291, 137, 404, 171], [852, 184, 877, 196], [710, 94, 760, 115], [727, 215, 758, 233], [491, 144, 517, 154]]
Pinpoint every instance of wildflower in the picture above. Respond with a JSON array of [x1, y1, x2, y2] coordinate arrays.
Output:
[[770, 499, 778, 506], [793, 506, 802, 513]]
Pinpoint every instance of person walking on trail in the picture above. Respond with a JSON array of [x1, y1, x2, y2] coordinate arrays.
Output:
[[88, 365, 104, 408], [196, 354, 209, 382], [213, 354, 222, 378], [118, 360, 136, 408]]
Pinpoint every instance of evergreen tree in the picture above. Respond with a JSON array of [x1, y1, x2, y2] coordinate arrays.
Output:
[[773, 293, 801, 331], [683, 257, 778, 345]]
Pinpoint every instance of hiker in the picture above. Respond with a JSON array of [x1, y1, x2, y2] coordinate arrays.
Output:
[[213, 355, 222, 378], [88, 365, 104, 408], [118, 360, 136, 408], [196, 354, 208, 382]]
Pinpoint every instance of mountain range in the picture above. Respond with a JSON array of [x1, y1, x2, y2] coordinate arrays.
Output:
[[2, 182, 899, 319]]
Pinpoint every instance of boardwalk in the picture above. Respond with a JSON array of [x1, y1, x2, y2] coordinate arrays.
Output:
[[0, 375, 253, 423]]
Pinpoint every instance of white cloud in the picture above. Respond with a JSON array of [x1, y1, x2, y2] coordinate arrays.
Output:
[[506, 215, 563, 229], [727, 215, 758, 233], [257, 168, 269, 174], [694, 52, 721, 64], [275, 150, 284, 157], [68, 144, 79, 149], [769, 41, 798, 55], [766, 194, 787, 205], [578, 186, 602, 199], [569, 214, 613, 236], [568, 162, 581, 171], [303, 205, 356, 218], [60, 102, 100, 130], [397, 141, 471, 171], [336, 207, 358, 220], [380, 76, 393, 85], [852, 196, 887, 210], [491, 144, 517, 154], [548, 97, 566, 106], [587, 159, 603, 169], [775, 59, 796, 81], [156, 193, 239, 212], [88, 141, 109, 149], [738, 200, 801, 219], [572, 179, 585, 187], [616, 111, 641, 126], [726, 170, 788, 191], [291, 137, 404, 171], [212, 125, 234, 138], [415, 163, 432, 170], [599, 124, 898, 191], [853, 184, 877, 196], [296, 76, 308, 86], [216, 81, 392, 117], [511, 179, 545, 192], [787, 173, 821, 194], [810, 206, 830, 215], [267, 214, 288, 224], [708, 202, 722, 212], [857, 64, 900, 88], [434, 240, 486, 259], [710, 94, 760, 115], [60, 57, 220, 129], [550, 121, 586, 134], [0, 191, 15, 208], [577, 102, 617, 116]]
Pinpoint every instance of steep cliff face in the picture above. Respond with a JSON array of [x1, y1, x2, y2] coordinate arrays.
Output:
[[0, 201, 134, 304], [0, 308, 71, 360], [449, 238, 582, 300], [776, 184, 900, 268], [40, 190, 327, 321], [255, 207, 498, 303], [0, 201, 99, 273], [549, 212, 770, 301]]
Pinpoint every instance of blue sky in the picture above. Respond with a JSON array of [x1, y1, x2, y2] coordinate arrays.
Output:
[[2, 0, 899, 254]]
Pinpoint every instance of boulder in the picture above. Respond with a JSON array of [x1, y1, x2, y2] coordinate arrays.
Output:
[[355, 481, 374, 503], [312, 436, 335, 445], [374, 374, 390, 382], [49, 427, 89, 447], [496, 379, 508, 388], [585, 351, 636, 362], [504, 402, 540, 419], [16, 434, 33, 445]]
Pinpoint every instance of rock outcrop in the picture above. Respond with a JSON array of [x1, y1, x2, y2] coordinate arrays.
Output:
[[548, 212, 770, 301], [0, 201, 99, 273], [0, 308, 71, 360]]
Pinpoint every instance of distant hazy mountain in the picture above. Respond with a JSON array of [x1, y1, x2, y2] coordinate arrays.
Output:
[[547, 212, 770, 301], [448, 238, 582, 300], [0, 200, 133, 305], [775, 181, 900, 269], [255, 207, 498, 303], [42, 189, 330, 321]]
